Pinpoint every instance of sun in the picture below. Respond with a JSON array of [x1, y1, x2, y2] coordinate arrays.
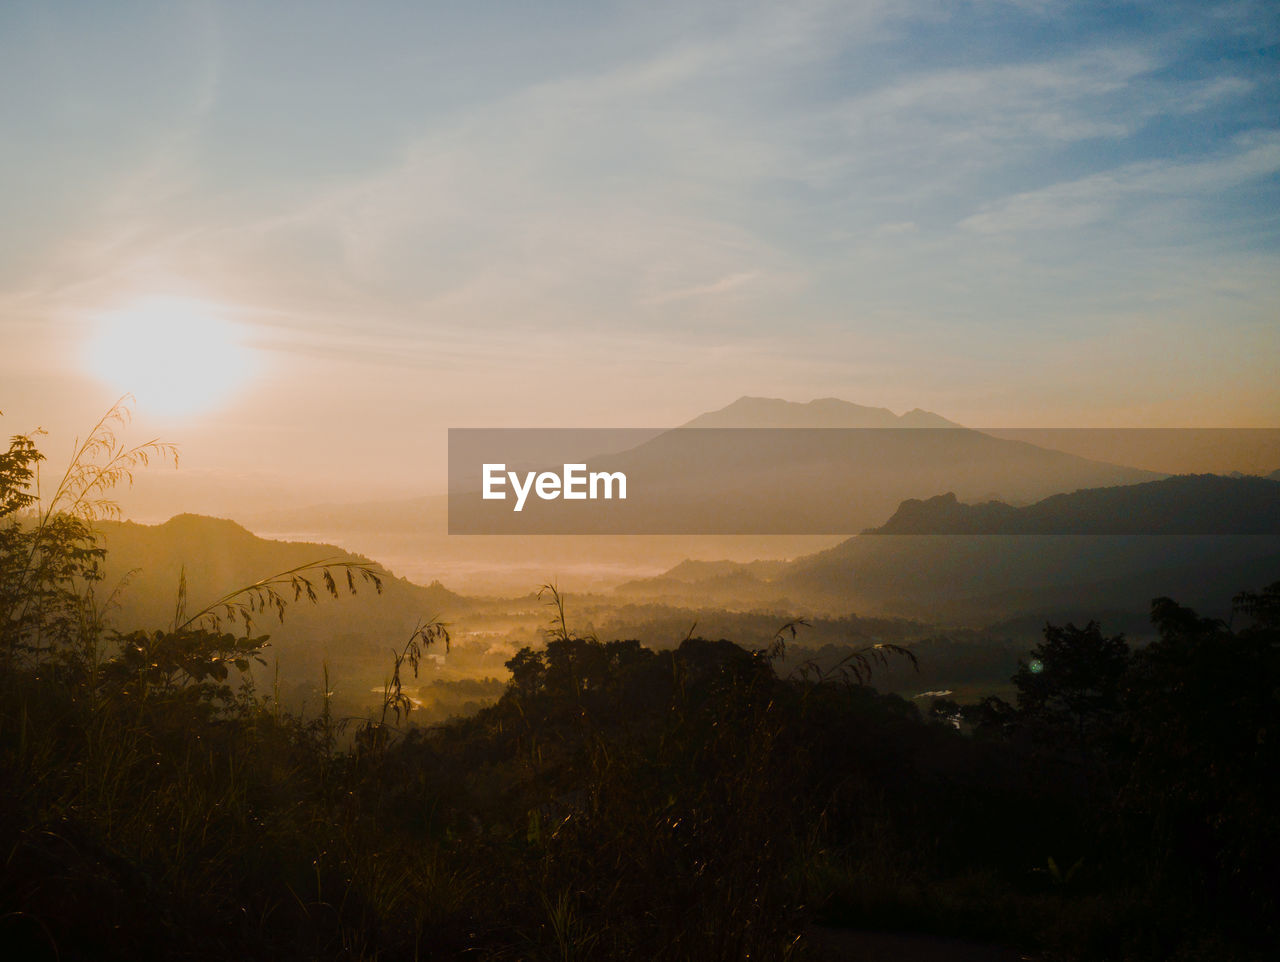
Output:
[[83, 297, 257, 417]]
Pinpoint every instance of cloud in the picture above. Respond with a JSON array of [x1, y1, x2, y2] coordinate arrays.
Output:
[[960, 130, 1280, 233], [808, 47, 1152, 181], [643, 271, 758, 305], [7, 0, 1275, 412]]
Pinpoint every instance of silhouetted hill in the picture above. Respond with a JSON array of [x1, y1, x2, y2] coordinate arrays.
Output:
[[660, 558, 791, 581], [97, 514, 470, 663], [866, 475, 1280, 535], [779, 522, 1280, 623], [619, 477, 1280, 624], [619, 533, 1280, 626], [613, 559, 794, 608]]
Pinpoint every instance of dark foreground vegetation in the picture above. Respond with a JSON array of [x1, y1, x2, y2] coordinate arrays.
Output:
[[2, 411, 1277, 960]]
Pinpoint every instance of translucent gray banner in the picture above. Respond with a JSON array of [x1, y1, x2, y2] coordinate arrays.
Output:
[[447, 428, 1280, 535]]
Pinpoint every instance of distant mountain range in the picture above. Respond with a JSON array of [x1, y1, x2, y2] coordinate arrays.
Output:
[[680, 396, 960, 429], [617, 474, 1280, 624], [233, 396, 1272, 595], [449, 396, 1161, 534], [866, 474, 1280, 535], [93, 469, 1280, 666]]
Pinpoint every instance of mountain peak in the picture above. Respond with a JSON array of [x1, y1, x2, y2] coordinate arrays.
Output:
[[681, 396, 959, 429], [158, 513, 257, 539]]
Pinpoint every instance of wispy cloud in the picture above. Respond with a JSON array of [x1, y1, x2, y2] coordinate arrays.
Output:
[[643, 271, 758, 305], [3, 0, 1277, 441], [960, 130, 1280, 233]]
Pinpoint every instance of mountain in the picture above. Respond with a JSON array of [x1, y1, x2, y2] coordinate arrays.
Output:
[[451, 413, 1162, 535], [96, 514, 469, 664], [680, 396, 960, 429], [867, 475, 1280, 535], [612, 558, 795, 608], [785, 531, 1277, 621], [623, 532, 1280, 626], [619, 476, 1280, 624]]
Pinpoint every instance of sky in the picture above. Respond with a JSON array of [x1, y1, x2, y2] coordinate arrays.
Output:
[[1, 0, 1278, 515]]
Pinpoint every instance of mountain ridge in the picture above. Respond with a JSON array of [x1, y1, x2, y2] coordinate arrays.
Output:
[[95, 514, 469, 650], [616, 474, 1280, 622], [865, 474, 1280, 535], [680, 396, 960, 429]]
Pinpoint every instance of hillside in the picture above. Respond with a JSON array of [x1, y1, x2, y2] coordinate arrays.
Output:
[[618, 476, 1280, 624], [95, 515, 474, 707], [867, 474, 1280, 535]]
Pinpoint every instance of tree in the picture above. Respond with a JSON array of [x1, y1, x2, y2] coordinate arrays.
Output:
[[1120, 587, 1280, 912], [1, 400, 387, 711], [0, 401, 169, 671], [1011, 620, 1130, 749]]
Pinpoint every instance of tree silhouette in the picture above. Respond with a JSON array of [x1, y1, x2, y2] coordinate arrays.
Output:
[[1012, 620, 1129, 749]]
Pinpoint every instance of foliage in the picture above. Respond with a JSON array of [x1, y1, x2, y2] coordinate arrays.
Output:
[[960, 586, 1280, 955], [1011, 620, 1129, 748], [0, 405, 457, 958], [2, 403, 1277, 960], [1120, 592, 1280, 917]]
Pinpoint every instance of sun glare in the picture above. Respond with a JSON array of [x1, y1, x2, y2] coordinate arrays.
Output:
[[83, 298, 257, 417]]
